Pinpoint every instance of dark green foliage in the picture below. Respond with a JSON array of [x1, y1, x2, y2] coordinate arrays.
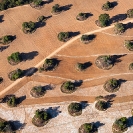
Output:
[[9, 69, 23, 81], [109, 79, 118, 88], [7, 95, 17, 107], [81, 35, 89, 41], [8, 52, 21, 63], [114, 23, 125, 34], [22, 21, 36, 33], [33, 86, 42, 93], [102, 1, 112, 10], [35, 109, 49, 121], [69, 103, 81, 112], [113, 117, 128, 132], [0, 35, 13, 44], [45, 59, 54, 66], [98, 13, 110, 27], [129, 63, 133, 70], [124, 40, 133, 51], [84, 123, 93, 132], [0, 120, 12, 132], [33, 0, 42, 6], [52, 4, 60, 13], [77, 63, 85, 71], [95, 100, 107, 111], [78, 13, 86, 17], [37, 15, 45, 22], [0, 0, 33, 11], [58, 32, 69, 42], [127, 9, 133, 18], [64, 81, 75, 91]]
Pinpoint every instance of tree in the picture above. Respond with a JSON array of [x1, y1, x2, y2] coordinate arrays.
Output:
[[127, 9, 133, 18], [76, 13, 87, 21], [52, 4, 60, 13], [102, 1, 112, 11], [7, 95, 17, 107], [114, 23, 125, 34], [33, 0, 42, 6], [58, 32, 69, 42], [98, 13, 110, 27]]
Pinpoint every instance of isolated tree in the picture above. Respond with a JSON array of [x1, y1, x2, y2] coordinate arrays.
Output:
[[8, 52, 21, 65], [7, 95, 17, 107], [127, 9, 133, 18], [33, 0, 42, 6], [112, 117, 128, 133], [95, 100, 107, 111], [0, 35, 13, 44], [102, 1, 113, 11], [114, 23, 125, 34], [124, 40, 133, 51], [58, 32, 69, 42], [52, 4, 60, 13], [76, 13, 87, 21], [98, 13, 110, 27]]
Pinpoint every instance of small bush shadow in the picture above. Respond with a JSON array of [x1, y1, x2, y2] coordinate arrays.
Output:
[[111, 1, 118, 8], [124, 22, 133, 31], [118, 79, 127, 85], [127, 116, 133, 128], [104, 94, 116, 101], [80, 101, 89, 109], [42, 84, 55, 91], [44, 15, 52, 21], [45, 106, 61, 118], [35, 21, 46, 29], [85, 12, 93, 18], [0, 15, 4, 23], [110, 13, 127, 23], [112, 54, 127, 65], [23, 67, 38, 77], [44, 0, 53, 4], [21, 51, 38, 61], [88, 34, 96, 41], [84, 61, 92, 69], [9, 120, 26, 131], [74, 80, 83, 87], [94, 121, 105, 128], [60, 4, 73, 12], [69, 31, 80, 38], [0, 45, 9, 52], [17, 95, 26, 104]]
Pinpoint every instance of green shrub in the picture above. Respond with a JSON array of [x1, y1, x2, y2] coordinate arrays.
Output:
[[52, 4, 60, 13], [127, 9, 133, 18], [8, 52, 21, 63], [64, 81, 75, 90], [58, 32, 69, 42], [7, 96, 17, 107], [114, 23, 125, 34]]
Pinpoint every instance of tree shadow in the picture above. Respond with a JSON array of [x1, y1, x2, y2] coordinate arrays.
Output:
[[60, 4, 73, 12], [20, 51, 38, 61], [84, 61, 92, 69], [112, 54, 127, 65], [127, 116, 133, 128], [23, 67, 38, 77], [0, 15, 4, 23], [44, 0, 53, 4], [85, 12, 93, 18], [17, 95, 26, 105], [80, 101, 89, 109], [0, 45, 9, 52], [45, 106, 61, 118], [110, 13, 127, 23], [94, 121, 105, 128], [9, 120, 26, 131], [44, 15, 52, 21], [35, 21, 46, 29], [104, 94, 116, 101], [88, 34, 96, 41], [74, 80, 83, 87], [69, 31, 80, 38], [111, 1, 118, 8], [124, 22, 133, 30], [42, 84, 55, 91], [118, 79, 127, 85]]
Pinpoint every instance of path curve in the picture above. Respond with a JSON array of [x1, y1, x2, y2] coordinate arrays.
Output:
[[0, 18, 133, 97]]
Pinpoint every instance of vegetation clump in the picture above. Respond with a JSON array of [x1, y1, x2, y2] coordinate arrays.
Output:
[[102, 1, 113, 11], [95, 100, 107, 111], [61, 81, 76, 94], [22, 21, 36, 34], [30, 86, 45, 98], [127, 9, 133, 18], [0, 118, 13, 132], [51, 4, 61, 15], [58, 32, 70, 42], [8, 52, 22, 65], [68, 102, 82, 116], [32, 109, 51, 127], [112, 117, 128, 133], [129, 62, 133, 70], [104, 78, 120, 93], [76, 63, 86, 71], [95, 55, 113, 70], [40, 58, 58, 71], [8, 69, 23, 81], [124, 40, 133, 51], [79, 123, 98, 133], [7, 95, 18, 107], [0, 35, 14, 45], [0, 0, 33, 11], [76, 13, 87, 21], [37, 15, 46, 22], [114, 23, 125, 35], [96, 13, 110, 27], [30, 0, 43, 9]]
